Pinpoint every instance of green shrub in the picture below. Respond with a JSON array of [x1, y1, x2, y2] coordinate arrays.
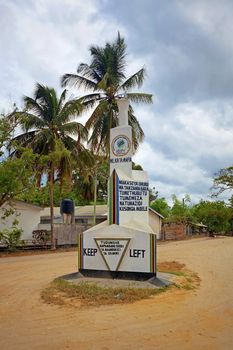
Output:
[[0, 226, 23, 251]]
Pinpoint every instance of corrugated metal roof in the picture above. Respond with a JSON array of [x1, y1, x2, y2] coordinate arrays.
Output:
[[149, 207, 164, 219], [6, 199, 43, 210], [41, 205, 108, 218]]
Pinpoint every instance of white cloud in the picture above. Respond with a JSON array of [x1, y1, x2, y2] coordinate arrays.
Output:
[[178, 0, 233, 52], [0, 0, 126, 109], [135, 101, 233, 166], [133, 100, 233, 200], [134, 141, 212, 199]]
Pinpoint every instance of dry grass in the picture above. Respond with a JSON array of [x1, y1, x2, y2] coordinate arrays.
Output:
[[157, 261, 185, 272], [41, 261, 200, 308], [41, 279, 167, 307], [158, 261, 201, 290]]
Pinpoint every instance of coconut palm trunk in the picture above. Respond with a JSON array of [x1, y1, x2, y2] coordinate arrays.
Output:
[[49, 164, 56, 249]]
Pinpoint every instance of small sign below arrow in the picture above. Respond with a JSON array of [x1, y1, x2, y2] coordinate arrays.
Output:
[[95, 238, 131, 271]]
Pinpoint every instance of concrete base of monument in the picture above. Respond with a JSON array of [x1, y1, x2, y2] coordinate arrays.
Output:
[[59, 271, 174, 288], [79, 269, 156, 281], [78, 222, 157, 275]]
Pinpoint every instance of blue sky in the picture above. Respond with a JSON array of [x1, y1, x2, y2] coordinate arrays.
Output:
[[1, 0, 233, 203]]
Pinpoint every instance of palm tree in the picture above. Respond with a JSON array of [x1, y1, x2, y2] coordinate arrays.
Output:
[[61, 33, 153, 155], [11, 83, 88, 249]]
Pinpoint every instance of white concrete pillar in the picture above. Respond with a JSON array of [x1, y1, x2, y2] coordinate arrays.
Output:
[[117, 98, 129, 126]]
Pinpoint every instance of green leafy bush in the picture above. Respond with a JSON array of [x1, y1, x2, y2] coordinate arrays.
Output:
[[0, 226, 23, 251]]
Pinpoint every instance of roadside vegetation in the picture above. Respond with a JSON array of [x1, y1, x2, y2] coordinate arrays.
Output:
[[157, 261, 201, 291], [41, 261, 200, 307], [41, 279, 167, 307], [150, 194, 233, 235]]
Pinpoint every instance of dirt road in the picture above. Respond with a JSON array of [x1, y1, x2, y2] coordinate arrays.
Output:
[[0, 237, 232, 350]]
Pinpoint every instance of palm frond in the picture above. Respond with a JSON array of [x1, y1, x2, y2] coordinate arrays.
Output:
[[62, 135, 86, 158], [128, 105, 144, 153], [23, 96, 44, 117], [127, 92, 153, 104], [110, 32, 126, 81], [57, 147, 72, 188], [85, 100, 109, 129], [57, 89, 67, 113], [86, 102, 118, 154], [121, 68, 146, 90], [78, 148, 95, 167], [89, 46, 107, 78], [31, 129, 55, 155], [9, 130, 37, 153], [58, 98, 83, 124], [23, 115, 46, 131], [88, 114, 109, 153], [34, 84, 51, 106], [61, 73, 97, 90], [77, 63, 102, 83], [11, 112, 47, 131], [34, 83, 59, 123], [78, 93, 104, 110], [62, 134, 78, 151], [96, 73, 112, 92], [79, 93, 103, 102], [60, 122, 88, 140], [91, 39, 126, 87], [115, 32, 126, 63]]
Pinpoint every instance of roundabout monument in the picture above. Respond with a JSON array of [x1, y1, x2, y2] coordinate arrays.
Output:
[[78, 99, 157, 280]]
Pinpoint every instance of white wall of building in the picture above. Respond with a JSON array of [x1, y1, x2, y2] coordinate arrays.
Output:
[[149, 210, 162, 239], [0, 201, 42, 240]]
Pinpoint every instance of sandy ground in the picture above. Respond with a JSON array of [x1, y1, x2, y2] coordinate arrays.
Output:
[[0, 237, 233, 350]]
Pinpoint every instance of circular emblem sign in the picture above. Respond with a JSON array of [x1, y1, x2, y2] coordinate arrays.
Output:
[[111, 135, 131, 157]]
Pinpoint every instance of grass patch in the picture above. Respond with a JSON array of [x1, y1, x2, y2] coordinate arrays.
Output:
[[157, 261, 201, 290], [182, 283, 195, 290], [41, 279, 167, 307], [41, 261, 200, 308], [157, 261, 185, 273]]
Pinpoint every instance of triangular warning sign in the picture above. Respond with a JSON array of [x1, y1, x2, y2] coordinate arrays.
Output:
[[95, 238, 130, 271]]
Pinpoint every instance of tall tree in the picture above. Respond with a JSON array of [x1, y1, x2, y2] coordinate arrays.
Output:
[[11, 84, 87, 249], [169, 194, 193, 223], [192, 200, 232, 233], [0, 113, 36, 207], [61, 33, 152, 155], [0, 150, 36, 208], [212, 165, 233, 200], [150, 198, 170, 218]]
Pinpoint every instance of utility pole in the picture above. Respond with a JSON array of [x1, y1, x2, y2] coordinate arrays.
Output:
[[93, 173, 97, 225], [182, 198, 185, 208]]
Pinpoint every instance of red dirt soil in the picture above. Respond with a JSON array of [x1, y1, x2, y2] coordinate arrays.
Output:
[[0, 237, 232, 350]]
